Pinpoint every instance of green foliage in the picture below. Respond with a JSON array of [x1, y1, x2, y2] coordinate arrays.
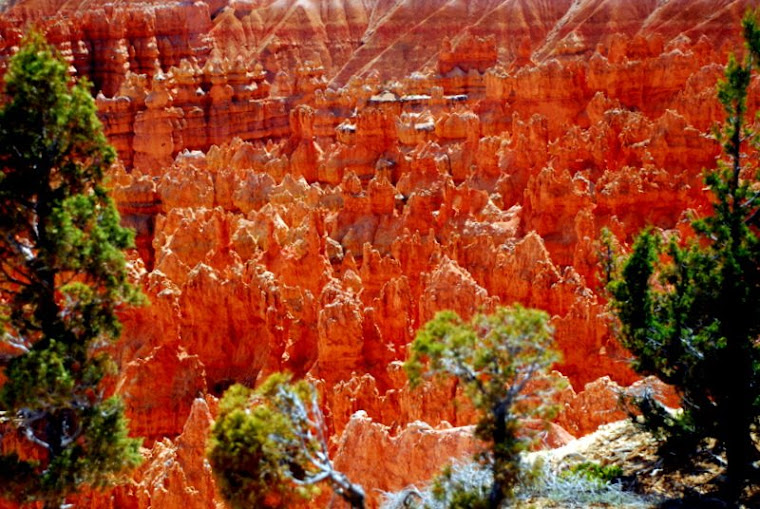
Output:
[[431, 465, 490, 509], [404, 305, 562, 508], [208, 378, 317, 508], [0, 32, 143, 506], [605, 10, 760, 495], [562, 462, 623, 484], [208, 373, 365, 508]]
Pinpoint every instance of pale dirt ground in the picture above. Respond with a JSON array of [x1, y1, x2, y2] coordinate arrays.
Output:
[[519, 419, 760, 508]]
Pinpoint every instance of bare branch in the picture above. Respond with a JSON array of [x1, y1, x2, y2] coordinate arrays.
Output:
[[2, 332, 31, 354], [22, 426, 51, 450]]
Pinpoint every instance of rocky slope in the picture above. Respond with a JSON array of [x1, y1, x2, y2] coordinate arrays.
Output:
[[0, 0, 754, 507]]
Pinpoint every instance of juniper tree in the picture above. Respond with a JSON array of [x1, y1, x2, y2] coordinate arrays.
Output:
[[404, 305, 561, 509], [606, 11, 760, 496], [0, 32, 143, 507], [208, 373, 365, 509]]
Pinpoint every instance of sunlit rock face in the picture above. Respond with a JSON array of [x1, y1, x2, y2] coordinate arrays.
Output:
[[0, 0, 752, 506]]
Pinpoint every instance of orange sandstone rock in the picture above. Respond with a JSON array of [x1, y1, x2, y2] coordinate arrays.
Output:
[[1, 1, 754, 506], [333, 412, 481, 508]]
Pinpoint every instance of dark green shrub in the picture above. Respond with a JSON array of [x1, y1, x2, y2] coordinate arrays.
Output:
[[605, 11, 760, 497], [0, 32, 143, 508]]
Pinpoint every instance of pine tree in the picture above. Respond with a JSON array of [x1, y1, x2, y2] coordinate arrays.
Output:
[[0, 32, 143, 507], [606, 11, 760, 497], [404, 305, 561, 508]]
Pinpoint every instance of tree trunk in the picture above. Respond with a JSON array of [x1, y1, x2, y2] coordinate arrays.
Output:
[[330, 470, 365, 509], [721, 142, 756, 499], [342, 484, 365, 509], [45, 410, 64, 458], [33, 178, 62, 343], [489, 401, 508, 509], [723, 342, 756, 499]]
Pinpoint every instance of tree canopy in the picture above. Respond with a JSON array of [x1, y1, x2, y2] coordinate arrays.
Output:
[[208, 373, 365, 508], [404, 305, 562, 508], [0, 32, 143, 507], [606, 10, 760, 497]]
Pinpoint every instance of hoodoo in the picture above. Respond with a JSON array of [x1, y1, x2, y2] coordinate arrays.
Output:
[[0, 0, 753, 507]]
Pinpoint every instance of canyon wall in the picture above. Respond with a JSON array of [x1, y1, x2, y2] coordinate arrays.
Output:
[[0, 0, 753, 507]]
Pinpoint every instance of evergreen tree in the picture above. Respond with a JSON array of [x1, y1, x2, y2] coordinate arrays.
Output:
[[606, 11, 760, 497], [404, 305, 561, 508], [0, 32, 143, 507], [208, 373, 365, 509]]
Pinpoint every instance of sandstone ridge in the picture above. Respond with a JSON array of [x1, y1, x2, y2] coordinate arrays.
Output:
[[0, 1, 753, 507]]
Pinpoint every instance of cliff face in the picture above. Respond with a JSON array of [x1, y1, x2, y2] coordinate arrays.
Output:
[[0, 0, 752, 506]]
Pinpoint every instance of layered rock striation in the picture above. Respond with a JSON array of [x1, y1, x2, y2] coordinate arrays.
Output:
[[0, 0, 753, 507]]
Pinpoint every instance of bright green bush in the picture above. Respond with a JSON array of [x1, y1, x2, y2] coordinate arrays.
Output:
[[561, 462, 623, 484], [208, 373, 365, 508]]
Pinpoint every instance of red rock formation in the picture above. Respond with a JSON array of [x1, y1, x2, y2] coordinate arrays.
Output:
[[116, 345, 207, 442], [134, 397, 220, 509], [333, 412, 480, 508], [557, 376, 680, 437], [0, 0, 755, 506]]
